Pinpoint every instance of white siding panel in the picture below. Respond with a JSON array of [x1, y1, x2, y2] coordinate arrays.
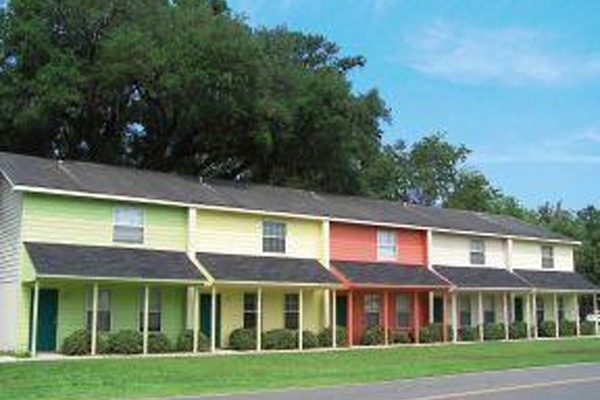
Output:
[[431, 233, 506, 268], [513, 241, 574, 271]]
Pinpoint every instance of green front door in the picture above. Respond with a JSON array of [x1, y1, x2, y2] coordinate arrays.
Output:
[[200, 294, 221, 347], [433, 296, 444, 323], [336, 294, 347, 328], [35, 289, 59, 352], [514, 297, 524, 322]]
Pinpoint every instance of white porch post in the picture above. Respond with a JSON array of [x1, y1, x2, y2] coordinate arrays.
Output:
[[143, 285, 150, 355], [503, 293, 509, 340], [525, 295, 532, 340], [553, 293, 559, 338], [30, 282, 40, 357], [428, 292, 434, 324], [574, 294, 581, 337], [451, 292, 458, 343], [331, 289, 337, 348], [91, 283, 99, 356], [532, 293, 538, 339], [478, 292, 484, 341], [298, 289, 304, 350], [257, 287, 263, 351], [210, 286, 217, 352], [594, 293, 599, 336], [192, 287, 200, 353]]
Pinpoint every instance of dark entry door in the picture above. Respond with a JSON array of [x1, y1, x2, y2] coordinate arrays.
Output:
[[514, 297, 524, 322], [200, 294, 221, 347], [36, 289, 59, 352], [433, 296, 444, 323], [336, 294, 348, 328]]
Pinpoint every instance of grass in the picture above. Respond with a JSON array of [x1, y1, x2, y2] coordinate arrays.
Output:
[[1, 339, 600, 400]]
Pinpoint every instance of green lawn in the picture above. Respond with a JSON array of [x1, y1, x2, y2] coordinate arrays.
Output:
[[2, 339, 600, 400]]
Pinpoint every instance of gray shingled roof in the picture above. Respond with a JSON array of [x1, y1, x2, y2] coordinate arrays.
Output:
[[332, 261, 449, 288], [434, 265, 531, 290], [196, 253, 339, 285], [0, 152, 572, 241], [514, 269, 599, 292], [25, 242, 206, 281]]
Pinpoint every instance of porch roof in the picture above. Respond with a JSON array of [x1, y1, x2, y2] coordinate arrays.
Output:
[[25, 242, 207, 283], [331, 261, 449, 289], [433, 265, 530, 291], [196, 252, 340, 286], [513, 269, 599, 292]]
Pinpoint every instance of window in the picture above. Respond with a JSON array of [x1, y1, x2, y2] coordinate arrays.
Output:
[[483, 295, 495, 324], [536, 297, 545, 325], [557, 296, 565, 322], [364, 294, 381, 328], [460, 297, 472, 327], [377, 229, 397, 260], [284, 294, 300, 330], [470, 239, 486, 265], [86, 289, 111, 332], [541, 246, 554, 269], [395, 294, 412, 328], [243, 293, 258, 329], [139, 289, 161, 332], [113, 207, 144, 244], [262, 221, 286, 253]]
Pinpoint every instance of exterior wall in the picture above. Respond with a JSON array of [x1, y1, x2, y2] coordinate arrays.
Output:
[[512, 241, 574, 271], [0, 177, 23, 351], [215, 287, 325, 348], [21, 193, 187, 252], [194, 209, 322, 259], [446, 293, 507, 326], [431, 233, 506, 268], [330, 222, 427, 265]]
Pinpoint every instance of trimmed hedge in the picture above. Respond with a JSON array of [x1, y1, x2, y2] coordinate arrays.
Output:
[[317, 327, 347, 347], [581, 321, 595, 336], [300, 330, 319, 349], [483, 323, 506, 341], [459, 326, 478, 342], [538, 321, 557, 338], [509, 322, 528, 340], [262, 329, 297, 350], [229, 328, 256, 351], [148, 332, 172, 353], [361, 326, 385, 346], [107, 330, 143, 354], [61, 329, 108, 356], [559, 320, 576, 337], [419, 323, 446, 343], [175, 330, 210, 352], [391, 330, 411, 344]]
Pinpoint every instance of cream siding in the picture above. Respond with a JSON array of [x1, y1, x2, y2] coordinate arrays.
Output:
[[0, 177, 23, 351], [431, 233, 506, 268], [194, 210, 321, 259], [512, 241, 574, 271]]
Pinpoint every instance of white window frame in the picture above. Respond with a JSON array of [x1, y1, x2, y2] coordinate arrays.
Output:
[[113, 207, 145, 244], [283, 293, 300, 330], [395, 293, 412, 328], [541, 245, 554, 269], [138, 288, 162, 333], [262, 220, 287, 253], [470, 239, 486, 265], [364, 294, 381, 328], [86, 289, 112, 332], [377, 229, 397, 261], [243, 292, 258, 329]]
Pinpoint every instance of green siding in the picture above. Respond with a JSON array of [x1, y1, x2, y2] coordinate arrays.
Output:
[[21, 193, 187, 252]]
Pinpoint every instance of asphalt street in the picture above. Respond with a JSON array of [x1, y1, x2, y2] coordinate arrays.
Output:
[[173, 362, 600, 400]]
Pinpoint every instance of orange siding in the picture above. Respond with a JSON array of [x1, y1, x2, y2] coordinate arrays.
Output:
[[397, 230, 427, 265]]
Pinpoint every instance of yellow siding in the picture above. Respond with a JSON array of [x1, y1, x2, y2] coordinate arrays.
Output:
[[21, 193, 187, 251], [513, 241, 574, 271], [195, 210, 322, 259]]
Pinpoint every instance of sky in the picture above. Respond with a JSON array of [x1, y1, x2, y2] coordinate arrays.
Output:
[[227, 0, 600, 210]]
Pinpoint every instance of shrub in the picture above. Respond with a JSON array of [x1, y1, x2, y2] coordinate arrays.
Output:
[[107, 330, 143, 354], [317, 327, 347, 347], [509, 322, 528, 339], [61, 329, 108, 356], [228, 328, 256, 351], [262, 329, 297, 350], [559, 320, 576, 337], [299, 330, 319, 349], [538, 321, 557, 338], [361, 326, 385, 346], [419, 323, 446, 343], [175, 330, 210, 352], [391, 330, 411, 344], [459, 326, 478, 342], [580, 321, 595, 336], [148, 332, 172, 353], [483, 323, 506, 341]]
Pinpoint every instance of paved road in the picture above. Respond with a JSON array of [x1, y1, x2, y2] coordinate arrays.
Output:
[[174, 362, 600, 400]]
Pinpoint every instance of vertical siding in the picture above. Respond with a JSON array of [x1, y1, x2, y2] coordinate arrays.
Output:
[[21, 193, 187, 251], [195, 210, 321, 259], [513, 240, 574, 271], [431, 233, 506, 267], [330, 222, 427, 265], [0, 177, 22, 351]]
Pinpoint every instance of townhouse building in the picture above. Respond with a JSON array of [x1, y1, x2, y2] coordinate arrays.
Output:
[[0, 152, 597, 356]]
